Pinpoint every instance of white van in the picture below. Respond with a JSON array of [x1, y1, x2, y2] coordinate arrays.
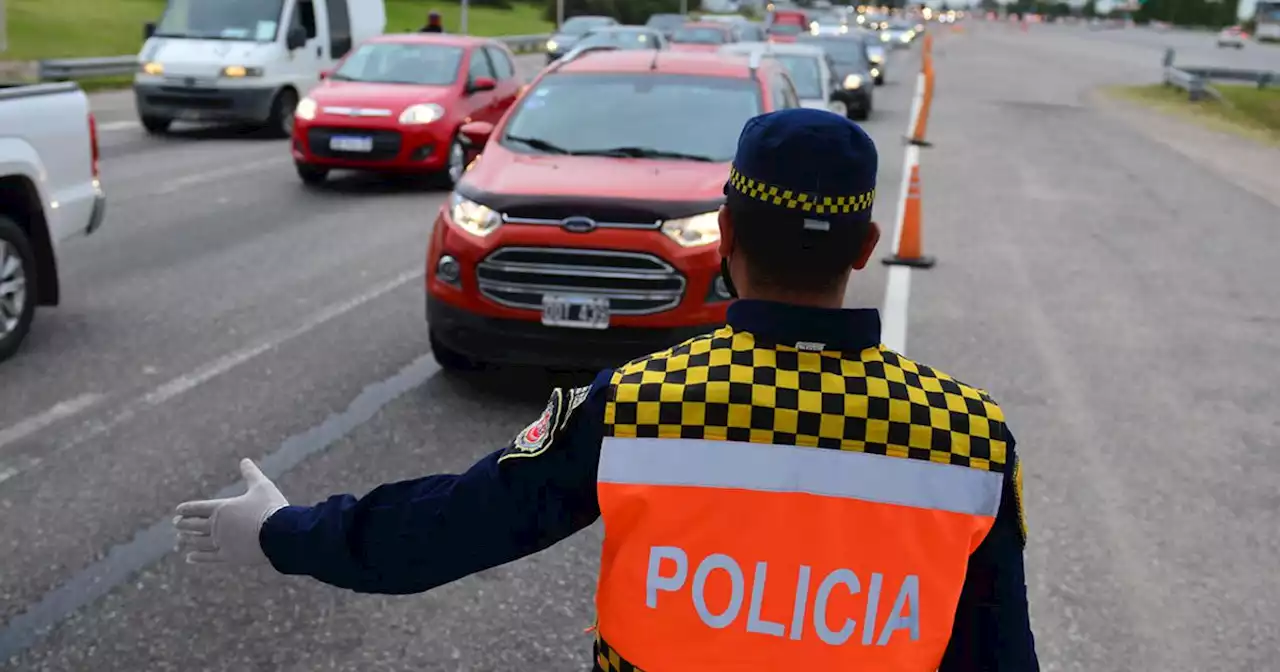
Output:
[[132, 0, 386, 137]]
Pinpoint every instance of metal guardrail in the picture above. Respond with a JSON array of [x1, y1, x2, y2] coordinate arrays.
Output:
[[1160, 47, 1276, 102], [35, 33, 551, 82]]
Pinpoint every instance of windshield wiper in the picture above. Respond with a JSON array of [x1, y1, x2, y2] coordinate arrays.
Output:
[[575, 146, 717, 162], [504, 135, 573, 155]]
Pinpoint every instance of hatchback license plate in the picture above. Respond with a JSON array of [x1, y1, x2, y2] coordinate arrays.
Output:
[[541, 294, 610, 330], [330, 135, 373, 152]]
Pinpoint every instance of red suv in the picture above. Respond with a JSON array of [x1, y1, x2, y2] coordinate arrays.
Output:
[[425, 48, 802, 370], [291, 34, 522, 187]]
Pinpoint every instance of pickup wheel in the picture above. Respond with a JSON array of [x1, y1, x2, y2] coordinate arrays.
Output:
[[268, 88, 299, 139], [141, 116, 172, 134], [429, 329, 483, 372], [0, 215, 37, 363]]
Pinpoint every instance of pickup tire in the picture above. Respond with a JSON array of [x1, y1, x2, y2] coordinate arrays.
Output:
[[141, 116, 172, 134], [0, 215, 37, 363]]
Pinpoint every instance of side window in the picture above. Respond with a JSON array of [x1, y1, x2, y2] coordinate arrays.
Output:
[[485, 47, 514, 80], [776, 72, 800, 108], [324, 0, 352, 57], [293, 0, 318, 39], [468, 48, 496, 81]]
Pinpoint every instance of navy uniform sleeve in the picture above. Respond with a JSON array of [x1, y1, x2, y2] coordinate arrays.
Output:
[[258, 369, 613, 595], [939, 432, 1040, 672]]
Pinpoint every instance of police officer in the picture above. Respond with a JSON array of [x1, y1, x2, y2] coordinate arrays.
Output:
[[174, 109, 1039, 670], [421, 10, 444, 33]]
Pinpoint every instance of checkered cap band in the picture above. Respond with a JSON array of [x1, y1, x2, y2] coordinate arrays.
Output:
[[727, 166, 876, 216], [604, 326, 1008, 473]]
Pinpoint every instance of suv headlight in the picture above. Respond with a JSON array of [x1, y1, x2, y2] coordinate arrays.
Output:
[[295, 97, 317, 121], [449, 193, 502, 237], [843, 73, 864, 89], [661, 211, 720, 247], [400, 103, 444, 125]]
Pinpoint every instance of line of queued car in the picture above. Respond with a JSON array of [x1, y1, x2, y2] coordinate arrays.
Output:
[[282, 12, 915, 371]]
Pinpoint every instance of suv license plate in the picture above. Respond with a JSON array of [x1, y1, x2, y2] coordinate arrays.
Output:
[[541, 294, 610, 330], [330, 135, 373, 152]]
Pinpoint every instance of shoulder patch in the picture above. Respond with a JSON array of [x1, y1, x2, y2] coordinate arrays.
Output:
[[499, 385, 591, 462], [1013, 457, 1028, 547]]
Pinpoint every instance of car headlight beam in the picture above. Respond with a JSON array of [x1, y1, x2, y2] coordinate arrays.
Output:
[[843, 73, 864, 89], [140, 61, 164, 76], [546, 39, 558, 51], [661, 211, 720, 247], [449, 193, 503, 237], [295, 96, 318, 121], [221, 65, 264, 78], [399, 103, 445, 125]]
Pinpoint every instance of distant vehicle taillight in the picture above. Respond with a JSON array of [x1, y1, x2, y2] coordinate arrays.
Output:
[[88, 112, 100, 180]]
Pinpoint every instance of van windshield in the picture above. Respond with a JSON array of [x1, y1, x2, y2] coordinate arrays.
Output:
[[154, 0, 286, 42]]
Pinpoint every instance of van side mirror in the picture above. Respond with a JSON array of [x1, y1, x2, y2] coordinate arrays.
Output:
[[459, 121, 495, 149], [287, 26, 308, 50], [144, 22, 157, 39], [319, 69, 332, 80], [467, 76, 497, 94]]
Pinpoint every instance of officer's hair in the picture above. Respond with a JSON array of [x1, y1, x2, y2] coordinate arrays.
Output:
[[727, 194, 870, 294]]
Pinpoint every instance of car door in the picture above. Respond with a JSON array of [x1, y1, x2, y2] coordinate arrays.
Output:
[[464, 47, 500, 123], [483, 45, 520, 119]]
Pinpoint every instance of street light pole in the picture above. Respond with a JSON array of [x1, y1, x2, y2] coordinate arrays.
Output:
[[557, 0, 565, 29], [460, 0, 470, 34], [0, 0, 8, 54]]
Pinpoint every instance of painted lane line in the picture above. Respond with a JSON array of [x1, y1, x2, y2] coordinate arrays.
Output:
[[0, 393, 106, 454], [880, 71, 927, 356], [0, 268, 424, 487], [0, 350, 443, 662], [149, 157, 292, 197]]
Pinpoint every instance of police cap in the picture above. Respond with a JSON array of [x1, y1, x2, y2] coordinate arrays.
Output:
[[724, 108, 878, 231]]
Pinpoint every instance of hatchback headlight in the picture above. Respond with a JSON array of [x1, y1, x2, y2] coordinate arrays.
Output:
[[844, 73, 864, 89], [400, 103, 444, 125], [546, 39, 558, 51], [449, 193, 502, 237], [661, 211, 720, 247], [295, 97, 317, 121], [881, 32, 890, 41]]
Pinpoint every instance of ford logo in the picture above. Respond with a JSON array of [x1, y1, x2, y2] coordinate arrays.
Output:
[[560, 216, 597, 233]]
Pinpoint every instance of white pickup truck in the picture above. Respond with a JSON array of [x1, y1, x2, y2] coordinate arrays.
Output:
[[0, 82, 106, 362]]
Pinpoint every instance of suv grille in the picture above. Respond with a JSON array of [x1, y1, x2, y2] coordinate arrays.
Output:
[[476, 247, 685, 315]]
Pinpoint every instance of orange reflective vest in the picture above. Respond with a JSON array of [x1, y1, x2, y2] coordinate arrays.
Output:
[[595, 327, 1008, 671]]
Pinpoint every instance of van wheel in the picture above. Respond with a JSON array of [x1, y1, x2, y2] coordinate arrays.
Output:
[[268, 88, 299, 139], [0, 215, 37, 363], [430, 329, 483, 372], [141, 116, 172, 134]]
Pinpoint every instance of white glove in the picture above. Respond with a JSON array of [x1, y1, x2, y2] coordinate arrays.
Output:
[[174, 459, 288, 566]]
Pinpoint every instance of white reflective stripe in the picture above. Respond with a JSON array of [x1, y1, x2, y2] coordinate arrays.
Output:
[[599, 437, 1003, 517]]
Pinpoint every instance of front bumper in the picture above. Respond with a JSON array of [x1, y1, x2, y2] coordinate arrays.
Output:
[[85, 180, 106, 235], [427, 295, 719, 370], [833, 88, 872, 112], [134, 82, 278, 123], [292, 122, 452, 172]]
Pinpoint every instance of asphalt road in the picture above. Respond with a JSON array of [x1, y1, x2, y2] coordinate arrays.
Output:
[[1, 25, 1277, 671]]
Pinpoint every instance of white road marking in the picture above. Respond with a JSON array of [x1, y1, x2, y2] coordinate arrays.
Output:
[[97, 120, 140, 133], [0, 268, 424, 485], [149, 157, 291, 196], [0, 393, 106, 453], [880, 72, 925, 355]]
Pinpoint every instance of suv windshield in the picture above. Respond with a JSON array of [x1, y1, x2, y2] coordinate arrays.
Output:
[[773, 55, 822, 99], [332, 43, 464, 85], [672, 26, 729, 43], [577, 30, 659, 50], [501, 73, 763, 163], [154, 0, 285, 41], [560, 16, 613, 35]]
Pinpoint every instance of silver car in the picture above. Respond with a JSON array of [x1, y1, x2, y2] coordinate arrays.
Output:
[[879, 21, 916, 49]]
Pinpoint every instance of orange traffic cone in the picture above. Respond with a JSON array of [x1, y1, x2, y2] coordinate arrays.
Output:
[[909, 61, 934, 146], [883, 164, 935, 268]]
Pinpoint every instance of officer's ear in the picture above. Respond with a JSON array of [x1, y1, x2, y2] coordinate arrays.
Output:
[[717, 205, 735, 258], [851, 221, 881, 270]]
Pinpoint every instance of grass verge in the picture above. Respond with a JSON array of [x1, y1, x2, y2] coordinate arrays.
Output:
[[1, 0, 552, 61], [1105, 83, 1280, 146]]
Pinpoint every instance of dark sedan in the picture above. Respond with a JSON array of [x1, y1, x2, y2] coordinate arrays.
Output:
[[797, 34, 874, 120]]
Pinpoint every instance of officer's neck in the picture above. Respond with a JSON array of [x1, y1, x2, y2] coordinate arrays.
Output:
[[740, 288, 847, 310]]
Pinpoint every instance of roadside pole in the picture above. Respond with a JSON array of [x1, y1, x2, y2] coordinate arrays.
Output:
[[460, 0, 470, 34], [1, 0, 7, 54], [557, 0, 565, 29]]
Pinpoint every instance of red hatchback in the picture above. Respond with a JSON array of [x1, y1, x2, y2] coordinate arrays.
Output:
[[668, 22, 738, 52], [291, 34, 522, 186]]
